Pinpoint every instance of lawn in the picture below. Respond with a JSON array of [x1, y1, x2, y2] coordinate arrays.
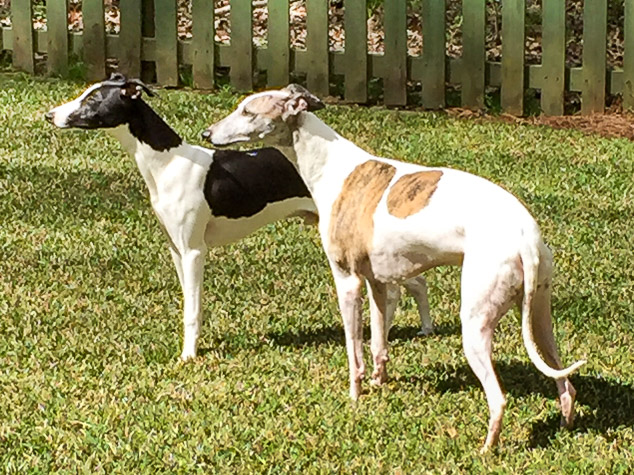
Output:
[[0, 73, 632, 472]]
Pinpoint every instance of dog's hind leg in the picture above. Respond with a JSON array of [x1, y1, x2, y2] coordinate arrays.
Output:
[[382, 283, 400, 334], [403, 276, 433, 335], [368, 280, 391, 386], [460, 254, 522, 451], [529, 245, 577, 428]]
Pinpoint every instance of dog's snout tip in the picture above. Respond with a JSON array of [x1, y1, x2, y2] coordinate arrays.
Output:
[[201, 129, 212, 140], [44, 111, 54, 123]]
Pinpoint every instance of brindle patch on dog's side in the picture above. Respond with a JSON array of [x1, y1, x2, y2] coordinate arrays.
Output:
[[244, 96, 283, 118], [328, 160, 397, 273], [386, 170, 443, 218]]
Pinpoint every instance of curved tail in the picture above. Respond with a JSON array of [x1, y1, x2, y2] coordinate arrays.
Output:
[[519, 229, 586, 379]]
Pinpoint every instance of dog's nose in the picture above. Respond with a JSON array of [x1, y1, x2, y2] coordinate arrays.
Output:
[[44, 111, 54, 123], [201, 129, 211, 141]]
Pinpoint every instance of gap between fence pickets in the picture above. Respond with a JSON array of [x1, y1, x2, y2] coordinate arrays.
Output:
[[215, 0, 268, 15]]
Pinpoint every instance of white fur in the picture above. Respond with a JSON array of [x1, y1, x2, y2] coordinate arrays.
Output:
[[206, 89, 586, 451], [48, 88, 434, 363]]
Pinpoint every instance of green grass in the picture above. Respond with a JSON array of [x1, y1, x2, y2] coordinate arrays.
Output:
[[0, 72, 632, 472]]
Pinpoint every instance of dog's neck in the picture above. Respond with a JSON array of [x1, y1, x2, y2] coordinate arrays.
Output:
[[112, 99, 183, 154], [288, 113, 371, 193]]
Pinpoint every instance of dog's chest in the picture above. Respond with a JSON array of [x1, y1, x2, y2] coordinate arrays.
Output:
[[203, 149, 310, 219]]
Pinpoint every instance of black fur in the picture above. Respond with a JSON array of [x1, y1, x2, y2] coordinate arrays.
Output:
[[205, 148, 311, 219], [64, 82, 182, 151]]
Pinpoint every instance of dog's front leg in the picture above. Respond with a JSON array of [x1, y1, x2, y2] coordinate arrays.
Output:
[[332, 268, 365, 400], [180, 247, 206, 360], [169, 247, 185, 289], [368, 281, 390, 386]]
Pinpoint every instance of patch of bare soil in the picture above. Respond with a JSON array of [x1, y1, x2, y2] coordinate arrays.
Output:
[[447, 104, 634, 141]]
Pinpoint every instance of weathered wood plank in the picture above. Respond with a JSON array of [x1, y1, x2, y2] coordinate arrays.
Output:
[[119, 0, 143, 78], [625, 0, 634, 109], [581, 0, 607, 114], [541, 0, 565, 115], [83, 0, 106, 80], [384, 0, 407, 105], [267, 0, 290, 87], [306, 0, 329, 97], [343, 0, 367, 102], [501, 0, 525, 115], [47, 0, 69, 76], [419, 0, 445, 108], [231, 0, 253, 91], [155, 0, 179, 86], [461, 0, 485, 109], [192, 0, 215, 89], [12, 0, 34, 73]]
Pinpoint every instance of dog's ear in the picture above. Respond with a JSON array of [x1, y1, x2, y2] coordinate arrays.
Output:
[[281, 84, 325, 120], [109, 72, 127, 83], [120, 79, 155, 99]]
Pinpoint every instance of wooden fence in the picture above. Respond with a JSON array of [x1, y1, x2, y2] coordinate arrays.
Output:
[[1, 0, 632, 115]]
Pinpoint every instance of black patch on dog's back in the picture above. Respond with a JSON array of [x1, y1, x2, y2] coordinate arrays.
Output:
[[204, 148, 311, 219]]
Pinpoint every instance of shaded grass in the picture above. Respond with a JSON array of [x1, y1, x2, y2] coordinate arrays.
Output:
[[0, 73, 632, 472]]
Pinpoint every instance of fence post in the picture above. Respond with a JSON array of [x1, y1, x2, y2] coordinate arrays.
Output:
[[47, 0, 69, 77], [12, 0, 35, 73], [625, 0, 634, 110], [501, 0, 525, 115], [83, 0, 106, 81], [306, 0, 329, 97], [420, 0, 445, 109], [155, 0, 179, 86], [192, 0, 215, 89], [119, 0, 143, 78], [541, 0, 564, 115], [581, 0, 607, 115], [344, 0, 367, 103], [462, 0, 485, 109], [231, 0, 253, 91], [268, 0, 290, 87], [384, 0, 407, 106]]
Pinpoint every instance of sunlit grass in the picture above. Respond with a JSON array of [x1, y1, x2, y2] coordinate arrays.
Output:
[[0, 73, 632, 472]]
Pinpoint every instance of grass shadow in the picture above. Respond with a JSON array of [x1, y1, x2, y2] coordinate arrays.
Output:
[[399, 359, 634, 448], [266, 321, 459, 349], [388, 322, 460, 342], [0, 162, 146, 226]]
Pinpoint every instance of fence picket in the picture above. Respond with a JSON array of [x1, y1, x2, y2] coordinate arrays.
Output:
[[344, 0, 367, 103], [541, 0, 564, 115], [582, 0, 607, 115], [501, 0, 525, 115], [119, 0, 143, 78], [12, 0, 34, 73], [420, 0, 445, 109], [625, 0, 634, 109], [384, 0, 407, 106], [268, 0, 290, 87], [47, 0, 68, 76], [462, 0, 485, 109], [192, 0, 215, 89], [306, 0, 329, 97], [83, 0, 106, 81], [155, 0, 178, 86], [231, 0, 253, 91]]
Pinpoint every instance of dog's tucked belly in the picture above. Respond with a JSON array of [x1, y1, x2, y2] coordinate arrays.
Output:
[[368, 249, 463, 283], [205, 196, 316, 247]]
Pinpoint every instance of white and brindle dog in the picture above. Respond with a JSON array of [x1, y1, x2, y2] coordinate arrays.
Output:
[[203, 84, 586, 451], [45, 75, 434, 361]]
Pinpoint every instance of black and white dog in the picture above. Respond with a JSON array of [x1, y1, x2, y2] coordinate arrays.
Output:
[[46, 75, 434, 360]]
